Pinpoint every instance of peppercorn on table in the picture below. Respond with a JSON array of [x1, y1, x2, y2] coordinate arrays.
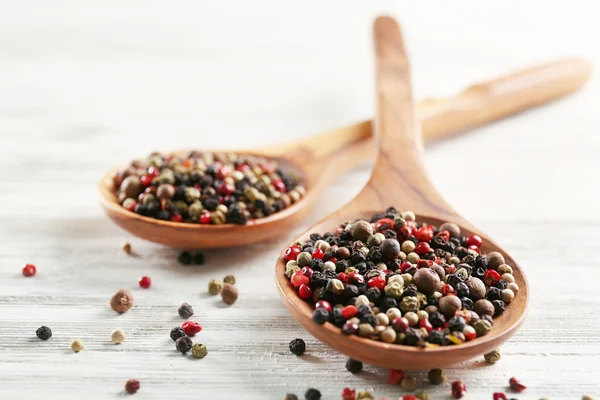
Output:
[[0, 1, 599, 399]]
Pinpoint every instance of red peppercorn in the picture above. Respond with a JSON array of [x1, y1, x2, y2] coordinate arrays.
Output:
[[414, 242, 431, 255], [468, 245, 481, 254], [392, 317, 409, 333], [311, 248, 324, 260], [327, 257, 338, 265], [415, 226, 434, 242], [291, 270, 310, 288], [402, 396, 418, 400], [341, 305, 357, 319], [397, 226, 412, 241], [22, 264, 36, 277], [374, 218, 395, 233], [337, 272, 349, 284], [272, 179, 287, 193], [509, 377, 526, 393], [140, 174, 153, 186], [148, 166, 159, 177], [445, 265, 457, 275], [419, 318, 433, 332], [236, 163, 250, 172], [436, 229, 450, 241], [284, 245, 301, 261], [400, 261, 413, 273], [484, 269, 502, 286], [301, 266, 314, 278], [441, 284, 456, 296], [493, 393, 507, 400], [218, 183, 234, 196], [298, 284, 313, 300], [170, 214, 183, 223], [387, 369, 405, 384], [125, 379, 140, 394], [315, 300, 332, 312], [125, 201, 137, 212], [346, 272, 365, 284], [342, 387, 356, 400], [417, 259, 433, 269], [216, 165, 232, 179], [260, 162, 275, 174], [367, 276, 386, 290], [181, 321, 202, 336], [199, 212, 212, 225], [465, 234, 482, 248], [451, 381, 467, 399], [138, 276, 151, 289], [463, 328, 476, 341]]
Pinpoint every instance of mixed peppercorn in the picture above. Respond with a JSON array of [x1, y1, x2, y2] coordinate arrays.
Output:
[[283, 207, 519, 347], [112, 151, 305, 225]]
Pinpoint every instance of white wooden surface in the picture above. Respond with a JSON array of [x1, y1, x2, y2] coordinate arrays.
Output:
[[1, 1, 599, 399]]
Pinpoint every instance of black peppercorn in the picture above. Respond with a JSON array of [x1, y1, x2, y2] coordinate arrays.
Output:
[[492, 300, 506, 316], [487, 287, 503, 301], [345, 297, 357, 306], [402, 284, 418, 298], [365, 287, 381, 302], [175, 336, 193, 353], [335, 260, 349, 273], [448, 316, 466, 332], [404, 328, 423, 346], [429, 312, 446, 328], [356, 304, 372, 317], [178, 302, 194, 319], [305, 388, 321, 400], [380, 297, 398, 310], [310, 258, 323, 272], [170, 326, 186, 341], [461, 297, 474, 311], [36, 325, 52, 340], [481, 314, 494, 325], [456, 282, 470, 298], [310, 233, 322, 241], [193, 252, 205, 265], [472, 266, 486, 280], [345, 358, 363, 374], [495, 279, 508, 290], [344, 284, 359, 299], [178, 251, 193, 265], [475, 254, 489, 269], [360, 314, 377, 326], [312, 308, 329, 325], [289, 338, 306, 356], [427, 330, 444, 345], [446, 274, 463, 288], [351, 250, 366, 264], [310, 272, 328, 288]]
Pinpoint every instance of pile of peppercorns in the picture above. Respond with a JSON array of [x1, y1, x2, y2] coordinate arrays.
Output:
[[283, 207, 520, 347], [112, 151, 305, 224]]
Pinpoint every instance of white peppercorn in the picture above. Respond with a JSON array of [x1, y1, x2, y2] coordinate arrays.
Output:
[[404, 312, 419, 327], [386, 307, 401, 321]]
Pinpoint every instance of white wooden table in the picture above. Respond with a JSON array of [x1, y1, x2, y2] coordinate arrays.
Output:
[[1, 1, 599, 399]]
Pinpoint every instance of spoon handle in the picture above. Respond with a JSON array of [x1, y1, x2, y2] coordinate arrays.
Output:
[[352, 16, 472, 228]]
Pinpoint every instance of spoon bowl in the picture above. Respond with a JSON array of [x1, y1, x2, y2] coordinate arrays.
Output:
[[275, 16, 530, 369], [99, 56, 591, 248]]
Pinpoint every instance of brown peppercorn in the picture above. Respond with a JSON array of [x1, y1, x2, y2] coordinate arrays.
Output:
[[381, 239, 401, 261], [120, 175, 143, 199], [349, 220, 373, 242], [439, 222, 460, 238], [156, 183, 175, 199], [430, 263, 445, 280], [125, 379, 140, 394], [413, 268, 440, 295], [465, 277, 486, 300], [336, 247, 351, 260], [487, 251, 505, 270], [221, 283, 238, 305], [484, 349, 501, 364], [439, 296, 462, 318], [122, 241, 132, 254], [473, 299, 494, 317], [110, 289, 134, 313]]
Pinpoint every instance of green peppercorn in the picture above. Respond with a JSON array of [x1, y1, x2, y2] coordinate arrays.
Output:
[[223, 275, 236, 285], [414, 390, 429, 400], [191, 343, 208, 359], [184, 187, 201, 202], [407, 252, 420, 264], [473, 319, 492, 337], [401, 240, 416, 254], [285, 261, 300, 278], [357, 390, 373, 400], [401, 376, 417, 392], [208, 279, 223, 295], [428, 368, 447, 385], [326, 279, 344, 295], [358, 323, 374, 337], [497, 264, 513, 275], [296, 252, 312, 267], [188, 202, 204, 218], [366, 234, 383, 247], [211, 210, 226, 224], [401, 273, 413, 285], [399, 296, 419, 313], [385, 282, 404, 299], [483, 349, 501, 364]]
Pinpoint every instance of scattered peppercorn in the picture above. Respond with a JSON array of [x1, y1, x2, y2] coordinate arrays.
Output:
[[175, 336, 193, 353], [305, 388, 321, 400], [110, 289, 134, 313], [508, 377, 526, 393], [223, 274, 236, 285], [170, 326, 186, 341], [191, 343, 208, 359], [285, 394, 298, 400], [138, 276, 151, 289], [36, 326, 52, 340], [122, 242, 132, 254], [193, 252, 205, 265], [70, 338, 84, 352], [345, 358, 363, 374], [401, 376, 417, 392], [283, 208, 519, 348], [451, 381, 467, 399], [178, 251, 193, 265], [427, 368, 446, 385], [221, 283, 238, 305], [178, 302, 194, 319], [388, 369, 405, 384], [125, 379, 140, 394], [414, 390, 429, 400], [22, 263, 36, 277], [181, 321, 202, 336], [208, 279, 223, 295], [113, 152, 304, 224], [484, 349, 501, 364], [111, 328, 126, 344], [289, 338, 306, 356]]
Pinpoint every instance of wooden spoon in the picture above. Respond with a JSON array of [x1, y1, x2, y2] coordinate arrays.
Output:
[[275, 16, 529, 370], [99, 59, 591, 249]]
